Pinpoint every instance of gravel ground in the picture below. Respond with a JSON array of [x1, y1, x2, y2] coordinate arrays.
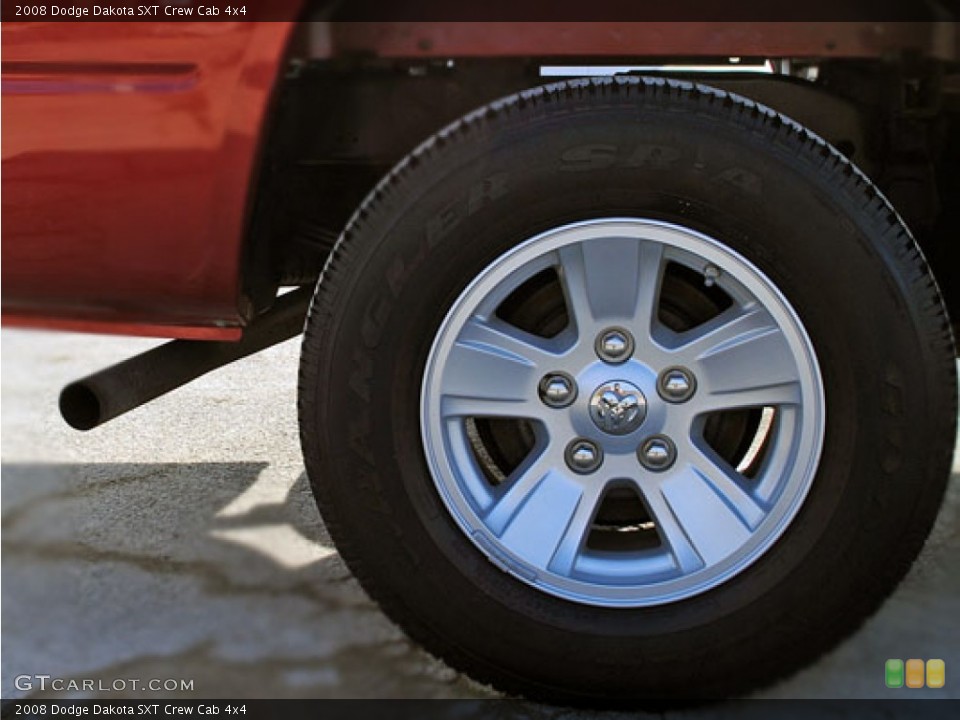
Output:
[[2, 327, 958, 706]]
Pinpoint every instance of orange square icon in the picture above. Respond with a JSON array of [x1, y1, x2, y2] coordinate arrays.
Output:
[[926, 659, 945, 689], [905, 659, 925, 688]]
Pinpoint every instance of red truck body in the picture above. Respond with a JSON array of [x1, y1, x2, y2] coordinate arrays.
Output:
[[2, 20, 296, 339]]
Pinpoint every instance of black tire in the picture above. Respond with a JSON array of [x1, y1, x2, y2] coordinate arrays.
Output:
[[298, 77, 956, 703]]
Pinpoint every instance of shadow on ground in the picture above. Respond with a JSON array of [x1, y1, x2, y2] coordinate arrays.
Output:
[[1, 462, 483, 700]]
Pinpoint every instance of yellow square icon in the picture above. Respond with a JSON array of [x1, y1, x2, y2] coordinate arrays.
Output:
[[926, 659, 945, 689], [905, 659, 925, 688]]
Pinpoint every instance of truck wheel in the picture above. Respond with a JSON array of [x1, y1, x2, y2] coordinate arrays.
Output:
[[298, 77, 956, 702]]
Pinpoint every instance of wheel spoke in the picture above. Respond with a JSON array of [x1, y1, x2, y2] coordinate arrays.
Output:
[[697, 381, 801, 413], [632, 242, 664, 344], [547, 483, 605, 576], [440, 390, 533, 419], [676, 306, 802, 411], [492, 468, 592, 572], [439, 317, 552, 418], [688, 446, 767, 529], [639, 484, 705, 574], [633, 241, 666, 341], [557, 237, 661, 328], [656, 460, 759, 567], [458, 316, 557, 368], [673, 306, 775, 358], [484, 449, 555, 535]]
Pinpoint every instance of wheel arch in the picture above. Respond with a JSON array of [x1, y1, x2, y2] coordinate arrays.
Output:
[[241, 51, 959, 331]]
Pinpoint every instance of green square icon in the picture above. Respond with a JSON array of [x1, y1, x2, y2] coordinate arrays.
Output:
[[886, 659, 904, 688]]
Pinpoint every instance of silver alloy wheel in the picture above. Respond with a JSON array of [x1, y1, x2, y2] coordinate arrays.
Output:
[[421, 219, 825, 607]]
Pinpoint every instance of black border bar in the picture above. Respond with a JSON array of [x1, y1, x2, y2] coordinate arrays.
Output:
[[1, 0, 958, 22]]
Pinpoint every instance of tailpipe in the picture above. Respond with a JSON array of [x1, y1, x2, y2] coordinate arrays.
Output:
[[59, 287, 313, 431]]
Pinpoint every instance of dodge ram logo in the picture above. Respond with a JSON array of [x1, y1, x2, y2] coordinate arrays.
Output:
[[588, 381, 647, 435]]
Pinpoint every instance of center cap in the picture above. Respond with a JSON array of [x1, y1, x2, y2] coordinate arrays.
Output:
[[588, 380, 647, 435]]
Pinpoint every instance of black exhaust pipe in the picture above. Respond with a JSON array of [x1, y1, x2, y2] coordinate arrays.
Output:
[[59, 286, 313, 431]]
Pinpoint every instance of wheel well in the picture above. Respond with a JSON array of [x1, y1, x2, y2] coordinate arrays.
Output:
[[242, 49, 960, 325]]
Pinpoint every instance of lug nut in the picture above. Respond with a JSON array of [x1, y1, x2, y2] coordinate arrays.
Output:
[[657, 366, 697, 403], [638, 435, 677, 472], [565, 439, 604, 474], [539, 372, 577, 408], [595, 327, 635, 364]]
